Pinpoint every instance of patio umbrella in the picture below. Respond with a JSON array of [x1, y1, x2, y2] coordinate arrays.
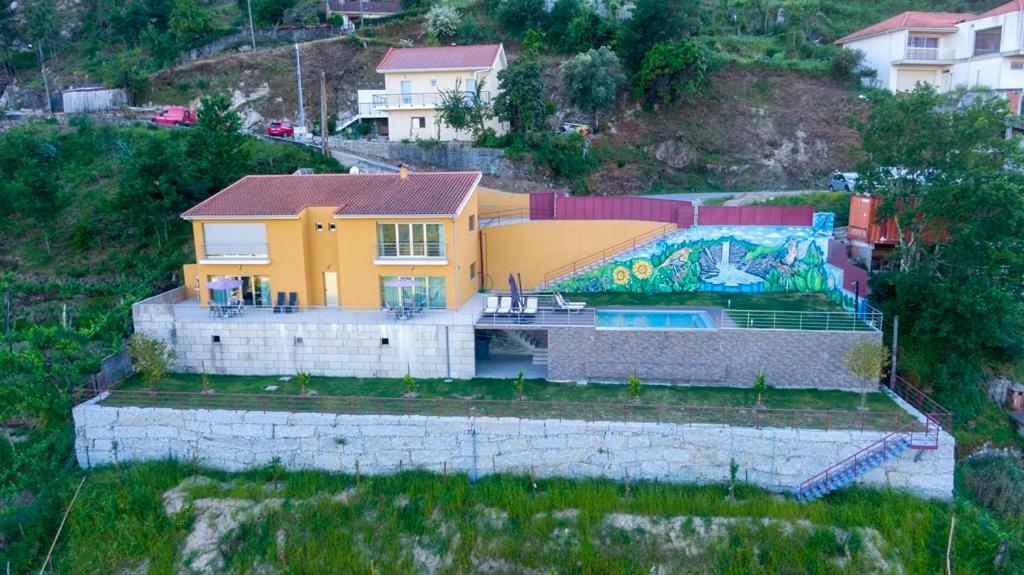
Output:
[[206, 278, 243, 290], [508, 273, 522, 312]]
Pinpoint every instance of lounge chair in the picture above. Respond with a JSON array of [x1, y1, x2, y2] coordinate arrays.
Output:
[[273, 292, 286, 314], [555, 293, 585, 313], [497, 296, 512, 314], [483, 296, 499, 314], [286, 292, 298, 313], [519, 297, 538, 323]]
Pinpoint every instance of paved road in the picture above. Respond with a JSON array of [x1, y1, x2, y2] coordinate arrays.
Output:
[[649, 189, 825, 206]]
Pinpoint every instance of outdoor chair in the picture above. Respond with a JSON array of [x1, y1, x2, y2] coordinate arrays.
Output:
[[555, 293, 585, 313], [273, 292, 286, 314], [497, 296, 512, 315], [519, 297, 539, 324], [483, 296, 499, 314], [286, 292, 298, 313], [209, 303, 223, 318]]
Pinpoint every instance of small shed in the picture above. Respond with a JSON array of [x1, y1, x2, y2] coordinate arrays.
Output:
[[1008, 383, 1024, 412], [62, 86, 128, 114]]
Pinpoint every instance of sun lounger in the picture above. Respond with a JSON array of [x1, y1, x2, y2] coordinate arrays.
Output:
[[555, 293, 585, 313], [483, 296, 499, 314], [524, 297, 538, 314], [497, 296, 513, 314]]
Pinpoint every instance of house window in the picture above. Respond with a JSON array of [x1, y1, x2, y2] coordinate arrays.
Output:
[[974, 27, 1002, 56], [469, 262, 476, 280], [468, 214, 476, 232], [401, 80, 412, 105], [412, 117, 426, 129], [315, 223, 324, 231], [906, 36, 938, 59], [376, 223, 445, 257], [465, 78, 477, 103], [207, 275, 272, 306], [329, 223, 337, 231], [202, 223, 268, 258], [379, 276, 447, 309], [430, 77, 437, 87], [1012, 62, 1024, 70]]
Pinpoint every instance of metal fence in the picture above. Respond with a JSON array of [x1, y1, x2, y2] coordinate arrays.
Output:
[[723, 307, 883, 333], [86, 388, 914, 432], [74, 349, 133, 402]]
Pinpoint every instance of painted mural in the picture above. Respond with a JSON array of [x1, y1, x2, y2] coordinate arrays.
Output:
[[554, 214, 848, 300]]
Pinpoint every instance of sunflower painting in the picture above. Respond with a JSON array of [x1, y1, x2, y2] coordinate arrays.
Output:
[[612, 266, 631, 285], [632, 260, 654, 279]]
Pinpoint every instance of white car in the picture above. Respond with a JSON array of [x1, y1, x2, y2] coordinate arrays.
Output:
[[828, 171, 858, 191]]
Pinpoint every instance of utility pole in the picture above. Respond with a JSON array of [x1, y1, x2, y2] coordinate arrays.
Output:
[[295, 44, 306, 132], [246, 0, 257, 51], [320, 70, 329, 157], [36, 43, 52, 115], [890, 315, 899, 388]]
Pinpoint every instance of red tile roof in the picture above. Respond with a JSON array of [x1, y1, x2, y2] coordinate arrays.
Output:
[[837, 11, 971, 44], [973, 0, 1024, 20], [377, 44, 503, 72], [328, 0, 402, 15], [181, 172, 482, 219]]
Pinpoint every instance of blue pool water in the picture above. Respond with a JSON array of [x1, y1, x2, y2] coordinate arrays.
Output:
[[595, 309, 715, 330]]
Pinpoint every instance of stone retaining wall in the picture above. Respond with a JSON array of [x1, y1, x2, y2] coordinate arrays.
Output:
[[547, 326, 880, 390], [336, 140, 533, 178], [73, 397, 954, 499]]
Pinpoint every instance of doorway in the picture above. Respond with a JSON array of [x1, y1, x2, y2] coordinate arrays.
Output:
[[324, 272, 338, 306]]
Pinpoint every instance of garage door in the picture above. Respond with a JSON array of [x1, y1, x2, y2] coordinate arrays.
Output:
[[896, 70, 937, 91]]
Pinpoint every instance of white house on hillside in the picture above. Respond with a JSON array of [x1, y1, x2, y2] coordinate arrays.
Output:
[[838, 0, 1024, 113]]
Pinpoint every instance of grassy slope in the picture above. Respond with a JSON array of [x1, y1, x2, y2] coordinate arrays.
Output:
[[52, 461, 1024, 574]]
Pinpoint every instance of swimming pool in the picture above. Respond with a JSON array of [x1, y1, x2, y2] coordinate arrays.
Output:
[[595, 309, 715, 330]]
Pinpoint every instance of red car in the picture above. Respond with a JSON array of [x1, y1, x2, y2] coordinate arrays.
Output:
[[266, 121, 295, 138], [151, 107, 197, 126]]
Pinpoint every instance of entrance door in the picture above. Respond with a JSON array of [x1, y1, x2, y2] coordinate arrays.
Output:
[[323, 272, 338, 306]]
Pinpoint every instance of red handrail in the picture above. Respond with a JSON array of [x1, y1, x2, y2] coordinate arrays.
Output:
[[797, 418, 940, 500], [542, 223, 677, 286], [885, 375, 953, 432]]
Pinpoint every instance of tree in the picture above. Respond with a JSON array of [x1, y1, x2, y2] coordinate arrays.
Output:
[[561, 47, 624, 129], [190, 94, 250, 193], [169, 0, 215, 45], [544, 0, 583, 52], [617, 0, 697, 72], [636, 39, 710, 103], [426, 2, 462, 42], [129, 333, 175, 391], [436, 78, 491, 140], [493, 51, 547, 135], [843, 337, 889, 410], [497, 0, 547, 36], [244, 0, 297, 27]]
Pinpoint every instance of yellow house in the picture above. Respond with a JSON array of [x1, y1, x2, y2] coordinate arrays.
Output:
[[374, 44, 508, 142], [180, 169, 483, 311]]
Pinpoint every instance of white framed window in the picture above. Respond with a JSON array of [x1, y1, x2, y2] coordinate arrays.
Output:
[[401, 80, 412, 105], [376, 223, 445, 257], [468, 214, 476, 232], [974, 27, 1002, 56], [430, 77, 438, 87], [202, 223, 268, 258], [329, 222, 337, 231], [379, 276, 447, 309], [315, 223, 324, 231], [412, 117, 426, 129], [1012, 62, 1024, 70]]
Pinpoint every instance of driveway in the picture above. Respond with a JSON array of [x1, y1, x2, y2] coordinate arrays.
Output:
[[650, 189, 822, 206]]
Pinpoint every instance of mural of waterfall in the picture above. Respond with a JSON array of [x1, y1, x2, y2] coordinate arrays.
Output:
[[554, 214, 844, 300]]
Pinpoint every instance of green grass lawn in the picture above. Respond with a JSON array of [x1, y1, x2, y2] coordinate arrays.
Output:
[[52, 462, 1022, 575], [107, 373, 907, 431]]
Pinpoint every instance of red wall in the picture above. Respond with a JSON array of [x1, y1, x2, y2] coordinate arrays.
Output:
[[530, 194, 694, 227], [696, 206, 814, 226], [828, 239, 868, 297]]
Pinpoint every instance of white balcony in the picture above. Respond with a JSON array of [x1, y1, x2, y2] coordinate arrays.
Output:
[[896, 47, 956, 64]]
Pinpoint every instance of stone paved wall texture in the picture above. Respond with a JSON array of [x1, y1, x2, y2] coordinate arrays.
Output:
[[73, 398, 954, 499], [547, 326, 881, 390], [336, 140, 533, 178], [132, 295, 475, 379]]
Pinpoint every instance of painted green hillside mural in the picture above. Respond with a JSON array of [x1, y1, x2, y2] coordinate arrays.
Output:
[[554, 218, 846, 301]]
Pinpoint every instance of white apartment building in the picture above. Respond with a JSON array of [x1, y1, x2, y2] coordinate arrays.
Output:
[[838, 1, 1024, 113]]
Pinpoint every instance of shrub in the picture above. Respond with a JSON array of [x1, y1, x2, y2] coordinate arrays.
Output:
[[628, 374, 641, 400], [963, 455, 1024, 520], [828, 48, 865, 81], [528, 131, 596, 182], [295, 371, 311, 395], [426, 2, 461, 41], [128, 333, 174, 391], [497, 0, 546, 35], [403, 372, 417, 395], [514, 367, 525, 399], [636, 39, 710, 103]]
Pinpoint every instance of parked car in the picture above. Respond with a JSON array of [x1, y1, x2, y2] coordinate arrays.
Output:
[[151, 107, 196, 126], [828, 171, 858, 191], [266, 121, 295, 138], [561, 122, 592, 136]]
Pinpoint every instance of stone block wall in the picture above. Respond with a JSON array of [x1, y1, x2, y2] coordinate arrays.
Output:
[[73, 397, 955, 499], [336, 140, 533, 178], [547, 326, 881, 390]]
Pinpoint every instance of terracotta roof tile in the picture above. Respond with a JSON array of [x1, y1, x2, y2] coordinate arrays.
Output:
[[377, 44, 502, 71], [972, 0, 1024, 20], [328, 0, 402, 15], [181, 172, 481, 219], [837, 11, 971, 44]]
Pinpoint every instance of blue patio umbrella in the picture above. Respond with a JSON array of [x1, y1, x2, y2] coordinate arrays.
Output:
[[508, 273, 522, 312]]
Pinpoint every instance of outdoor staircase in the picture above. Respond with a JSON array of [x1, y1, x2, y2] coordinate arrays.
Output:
[[795, 420, 940, 502], [538, 223, 678, 289], [508, 330, 548, 365]]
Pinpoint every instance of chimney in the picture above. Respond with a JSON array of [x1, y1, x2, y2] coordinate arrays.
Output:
[[399, 163, 408, 180]]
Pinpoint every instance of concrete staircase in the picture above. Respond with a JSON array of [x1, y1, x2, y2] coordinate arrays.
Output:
[[539, 224, 677, 289], [508, 330, 548, 366]]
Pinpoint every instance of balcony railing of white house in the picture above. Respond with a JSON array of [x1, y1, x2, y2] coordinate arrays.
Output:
[[201, 243, 269, 259], [372, 91, 492, 109], [376, 241, 446, 258], [903, 47, 956, 60]]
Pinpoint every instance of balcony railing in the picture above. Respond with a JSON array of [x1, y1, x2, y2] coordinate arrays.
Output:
[[376, 241, 445, 258], [372, 91, 492, 109], [903, 47, 955, 61], [201, 243, 269, 260]]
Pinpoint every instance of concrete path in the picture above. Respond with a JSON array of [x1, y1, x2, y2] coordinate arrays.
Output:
[[650, 189, 822, 206]]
